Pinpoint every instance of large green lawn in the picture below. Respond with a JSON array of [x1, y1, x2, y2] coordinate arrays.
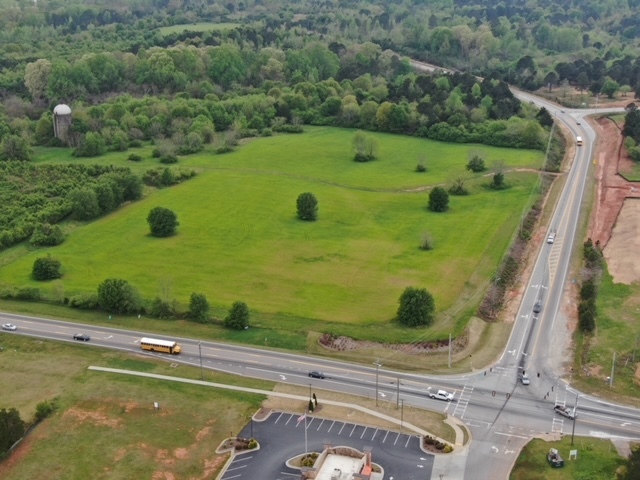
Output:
[[0, 127, 543, 339]]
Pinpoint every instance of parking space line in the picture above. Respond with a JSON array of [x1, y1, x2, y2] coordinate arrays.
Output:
[[226, 464, 249, 473], [316, 419, 325, 431], [371, 428, 379, 441], [284, 413, 294, 425], [327, 420, 336, 432], [405, 435, 412, 447], [360, 427, 368, 439], [339, 422, 347, 435], [382, 430, 390, 442], [274, 412, 285, 423], [232, 456, 252, 463], [307, 418, 314, 428], [393, 432, 401, 445], [349, 424, 357, 436], [221, 474, 242, 480]]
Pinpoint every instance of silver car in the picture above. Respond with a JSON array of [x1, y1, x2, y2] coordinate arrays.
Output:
[[2, 323, 17, 331]]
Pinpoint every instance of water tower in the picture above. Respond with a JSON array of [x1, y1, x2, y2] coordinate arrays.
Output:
[[53, 104, 72, 142]]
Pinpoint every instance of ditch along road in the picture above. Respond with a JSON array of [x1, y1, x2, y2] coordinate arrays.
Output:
[[1, 86, 639, 480]]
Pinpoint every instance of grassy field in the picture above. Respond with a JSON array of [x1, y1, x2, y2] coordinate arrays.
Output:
[[157, 22, 241, 35], [0, 335, 269, 480], [510, 437, 625, 479], [0, 335, 460, 478], [572, 268, 640, 406], [0, 127, 543, 343]]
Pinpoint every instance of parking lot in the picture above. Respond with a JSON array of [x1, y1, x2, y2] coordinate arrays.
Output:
[[220, 411, 434, 480]]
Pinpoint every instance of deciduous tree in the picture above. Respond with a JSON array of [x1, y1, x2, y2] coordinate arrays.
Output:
[[0, 408, 25, 455], [396, 287, 436, 327], [189, 293, 210, 323], [296, 192, 318, 221], [147, 206, 179, 237], [97, 278, 141, 314], [32, 255, 62, 281], [224, 301, 250, 330], [428, 186, 449, 212]]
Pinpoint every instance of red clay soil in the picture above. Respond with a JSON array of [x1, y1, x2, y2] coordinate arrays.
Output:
[[588, 116, 640, 247]]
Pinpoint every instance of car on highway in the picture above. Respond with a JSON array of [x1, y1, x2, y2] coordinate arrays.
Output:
[[547, 232, 556, 244], [429, 389, 454, 402], [576, 121, 581, 125], [73, 333, 91, 342], [520, 373, 530, 385], [533, 302, 542, 313], [2, 323, 17, 331], [308, 371, 325, 379], [554, 405, 576, 419]]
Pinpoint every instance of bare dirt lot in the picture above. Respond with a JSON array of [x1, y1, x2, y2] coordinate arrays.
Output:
[[589, 115, 640, 284]]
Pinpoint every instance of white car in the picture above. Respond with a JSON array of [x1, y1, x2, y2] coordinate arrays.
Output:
[[2, 323, 17, 331], [429, 389, 454, 402], [547, 233, 556, 244], [520, 374, 530, 385]]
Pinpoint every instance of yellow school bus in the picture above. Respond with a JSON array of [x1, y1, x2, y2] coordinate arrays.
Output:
[[140, 337, 182, 354]]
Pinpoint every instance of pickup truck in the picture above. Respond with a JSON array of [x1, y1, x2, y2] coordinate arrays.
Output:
[[547, 448, 564, 468], [554, 405, 576, 419], [429, 389, 454, 402]]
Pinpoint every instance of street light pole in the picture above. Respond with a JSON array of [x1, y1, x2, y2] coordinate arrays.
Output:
[[198, 341, 204, 380], [400, 399, 404, 430], [396, 377, 400, 409], [571, 392, 579, 445], [373, 360, 382, 407], [448, 333, 452, 369], [610, 351, 616, 388]]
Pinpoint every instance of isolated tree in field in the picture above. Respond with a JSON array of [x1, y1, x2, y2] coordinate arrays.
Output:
[[32, 256, 62, 281], [97, 278, 141, 314], [396, 287, 436, 327], [419, 231, 434, 251], [601, 77, 620, 99], [415, 154, 427, 172], [224, 301, 250, 330], [428, 186, 449, 212], [147, 206, 179, 237], [352, 130, 378, 162], [0, 408, 25, 455], [490, 161, 507, 190], [296, 192, 318, 221], [448, 173, 469, 196], [466, 151, 486, 172], [189, 292, 210, 323]]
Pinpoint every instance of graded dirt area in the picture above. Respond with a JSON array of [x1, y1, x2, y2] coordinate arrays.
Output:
[[589, 115, 640, 283]]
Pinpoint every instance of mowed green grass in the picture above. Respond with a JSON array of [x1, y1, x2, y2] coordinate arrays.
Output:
[[510, 437, 625, 480], [0, 335, 268, 480], [0, 127, 542, 335], [157, 22, 241, 35]]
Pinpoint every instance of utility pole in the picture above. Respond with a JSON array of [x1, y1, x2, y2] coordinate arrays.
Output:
[[198, 341, 204, 380], [396, 377, 400, 409], [373, 360, 382, 407], [632, 335, 638, 364], [448, 333, 452, 368], [571, 392, 579, 445], [609, 351, 616, 388], [400, 399, 404, 430]]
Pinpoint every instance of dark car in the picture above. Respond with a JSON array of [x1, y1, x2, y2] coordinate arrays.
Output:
[[73, 333, 91, 341], [533, 302, 542, 313], [308, 371, 325, 379]]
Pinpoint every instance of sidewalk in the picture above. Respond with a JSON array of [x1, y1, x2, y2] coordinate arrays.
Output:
[[88, 366, 472, 478]]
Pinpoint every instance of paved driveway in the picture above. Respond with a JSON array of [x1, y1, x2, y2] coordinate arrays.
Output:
[[221, 411, 434, 480]]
